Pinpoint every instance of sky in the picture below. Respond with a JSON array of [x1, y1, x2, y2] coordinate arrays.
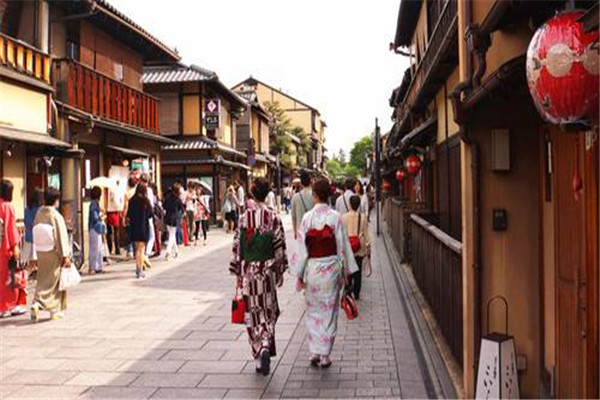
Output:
[[110, 0, 409, 156]]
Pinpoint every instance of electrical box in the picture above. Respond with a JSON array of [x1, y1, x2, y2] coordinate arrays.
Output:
[[491, 129, 510, 171], [493, 208, 508, 231]]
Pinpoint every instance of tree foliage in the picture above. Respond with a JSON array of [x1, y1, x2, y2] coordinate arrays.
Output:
[[349, 136, 373, 175], [264, 101, 294, 169]]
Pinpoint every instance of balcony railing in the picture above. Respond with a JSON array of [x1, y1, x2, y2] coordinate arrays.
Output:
[[409, 213, 463, 367], [53, 58, 159, 133], [0, 32, 51, 84], [398, 0, 458, 123], [383, 197, 427, 262]]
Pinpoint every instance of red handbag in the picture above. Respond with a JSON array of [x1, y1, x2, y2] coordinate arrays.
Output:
[[231, 289, 246, 324], [341, 291, 359, 320]]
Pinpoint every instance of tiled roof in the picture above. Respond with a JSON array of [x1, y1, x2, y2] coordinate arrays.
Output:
[[162, 136, 246, 158], [143, 64, 216, 84]]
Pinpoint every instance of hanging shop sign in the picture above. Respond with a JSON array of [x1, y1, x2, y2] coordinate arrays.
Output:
[[204, 114, 220, 130], [526, 10, 599, 125], [405, 155, 422, 174], [395, 168, 407, 182], [205, 98, 221, 115]]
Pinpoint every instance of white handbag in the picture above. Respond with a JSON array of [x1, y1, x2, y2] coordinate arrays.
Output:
[[59, 264, 81, 291]]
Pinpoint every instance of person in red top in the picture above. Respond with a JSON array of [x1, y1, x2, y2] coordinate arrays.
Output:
[[0, 179, 26, 318]]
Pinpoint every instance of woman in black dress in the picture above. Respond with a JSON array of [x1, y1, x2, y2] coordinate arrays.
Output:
[[126, 182, 153, 279]]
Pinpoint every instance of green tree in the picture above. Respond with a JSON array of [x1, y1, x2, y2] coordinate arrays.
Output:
[[349, 136, 373, 176], [264, 101, 293, 168], [291, 126, 312, 168]]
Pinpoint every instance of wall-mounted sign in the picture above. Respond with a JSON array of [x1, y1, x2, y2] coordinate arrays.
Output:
[[205, 99, 221, 115], [204, 114, 220, 130]]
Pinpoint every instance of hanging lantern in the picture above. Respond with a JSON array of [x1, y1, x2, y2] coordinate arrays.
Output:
[[526, 11, 599, 125], [382, 180, 391, 192], [405, 155, 421, 174], [395, 169, 407, 182]]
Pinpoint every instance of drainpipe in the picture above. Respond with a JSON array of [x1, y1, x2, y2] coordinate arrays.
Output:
[[450, 0, 483, 392]]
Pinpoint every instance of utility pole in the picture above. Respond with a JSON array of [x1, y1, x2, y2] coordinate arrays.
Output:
[[374, 118, 381, 237]]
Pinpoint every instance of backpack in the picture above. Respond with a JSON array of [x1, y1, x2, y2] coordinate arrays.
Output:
[[348, 213, 362, 254]]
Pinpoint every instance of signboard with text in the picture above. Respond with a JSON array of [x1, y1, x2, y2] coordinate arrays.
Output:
[[204, 99, 220, 115], [204, 114, 220, 130]]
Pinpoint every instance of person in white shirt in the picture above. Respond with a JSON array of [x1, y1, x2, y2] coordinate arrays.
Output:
[[236, 180, 245, 208], [334, 177, 357, 216], [265, 184, 276, 209], [291, 172, 314, 239]]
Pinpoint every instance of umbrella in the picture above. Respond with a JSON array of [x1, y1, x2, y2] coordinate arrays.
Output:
[[188, 179, 213, 195], [87, 176, 117, 189]]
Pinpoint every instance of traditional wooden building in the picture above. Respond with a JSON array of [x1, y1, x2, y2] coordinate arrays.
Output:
[[143, 63, 247, 222], [232, 76, 327, 175], [0, 0, 69, 225], [47, 0, 179, 256], [234, 89, 275, 180], [386, 0, 598, 398]]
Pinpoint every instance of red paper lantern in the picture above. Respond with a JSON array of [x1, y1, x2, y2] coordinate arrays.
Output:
[[396, 169, 407, 182], [382, 180, 391, 191], [526, 11, 599, 125], [405, 155, 421, 174]]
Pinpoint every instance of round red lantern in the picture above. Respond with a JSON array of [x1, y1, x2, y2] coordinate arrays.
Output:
[[382, 180, 391, 192], [526, 11, 599, 125], [405, 155, 421, 174], [396, 169, 407, 182]]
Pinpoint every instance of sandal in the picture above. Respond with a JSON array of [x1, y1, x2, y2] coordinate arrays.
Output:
[[320, 356, 332, 368], [30, 303, 39, 322], [309, 354, 320, 367], [260, 348, 271, 376]]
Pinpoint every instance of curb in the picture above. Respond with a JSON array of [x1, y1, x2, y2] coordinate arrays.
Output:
[[380, 220, 460, 399]]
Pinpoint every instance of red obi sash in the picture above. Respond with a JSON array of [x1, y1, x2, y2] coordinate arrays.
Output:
[[305, 225, 337, 258]]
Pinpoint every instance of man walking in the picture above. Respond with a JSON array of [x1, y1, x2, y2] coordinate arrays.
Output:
[[335, 177, 356, 216], [291, 172, 314, 239]]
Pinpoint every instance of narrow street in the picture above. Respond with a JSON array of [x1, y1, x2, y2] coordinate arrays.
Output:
[[0, 216, 433, 400]]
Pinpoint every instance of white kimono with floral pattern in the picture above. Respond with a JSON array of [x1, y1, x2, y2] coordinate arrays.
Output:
[[293, 203, 359, 356]]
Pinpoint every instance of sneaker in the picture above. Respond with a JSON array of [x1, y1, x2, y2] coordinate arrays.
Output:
[[260, 348, 271, 376], [0, 311, 11, 318], [174, 252, 179, 259], [11, 306, 27, 316], [30, 303, 39, 322]]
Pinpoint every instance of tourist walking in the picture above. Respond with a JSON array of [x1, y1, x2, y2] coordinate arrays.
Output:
[[140, 174, 156, 265], [265, 184, 276, 209], [194, 187, 210, 246], [126, 182, 153, 279], [335, 177, 356, 215], [229, 178, 289, 376], [294, 178, 358, 367], [163, 186, 184, 259], [22, 188, 44, 265], [185, 183, 197, 240], [123, 177, 137, 260], [30, 188, 71, 321], [88, 187, 107, 274], [291, 172, 314, 239], [222, 186, 239, 233], [341, 195, 371, 300], [0, 180, 26, 318]]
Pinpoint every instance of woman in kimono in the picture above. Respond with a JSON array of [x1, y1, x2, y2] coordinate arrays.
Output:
[[31, 188, 71, 321], [229, 178, 288, 376], [0, 180, 26, 318], [294, 178, 358, 368]]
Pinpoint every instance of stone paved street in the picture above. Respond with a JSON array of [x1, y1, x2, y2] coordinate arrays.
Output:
[[0, 216, 432, 399]]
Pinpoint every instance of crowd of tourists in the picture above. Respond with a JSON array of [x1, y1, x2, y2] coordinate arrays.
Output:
[[230, 172, 372, 375]]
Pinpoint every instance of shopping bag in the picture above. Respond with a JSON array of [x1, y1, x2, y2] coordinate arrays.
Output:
[[231, 289, 246, 324], [341, 290, 359, 320], [362, 255, 372, 277], [59, 264, 81, 291]]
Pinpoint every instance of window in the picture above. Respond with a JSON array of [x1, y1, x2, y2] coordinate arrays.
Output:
[[66, 39, 80, 61]]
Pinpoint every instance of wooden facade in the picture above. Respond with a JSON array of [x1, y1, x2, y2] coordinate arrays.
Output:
[[387, 0, 599, 398]]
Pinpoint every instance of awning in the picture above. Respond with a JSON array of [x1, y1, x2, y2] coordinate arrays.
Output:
[[400, 115, 437, 147], [0, 126, 71, 148], [106, 145, 150, 158]]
